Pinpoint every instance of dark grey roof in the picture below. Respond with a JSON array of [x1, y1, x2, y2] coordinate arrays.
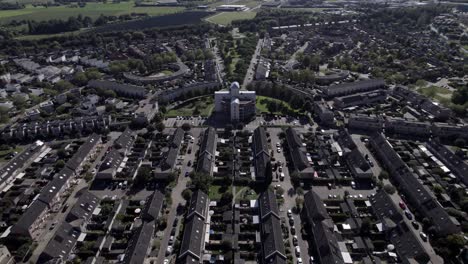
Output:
[[258, 189, 279, 220], [143, 190, 164, 221], [66, 191, 99, 223], [285, 128, 309, 171], [123, 221, 154, 264], [187, 190, 208, 220], [255, 152, 270, 181], [38, 167, 75, 206], [426, 140, 468, 186], [370, 190, 403, 224], [335, 128, 356, 151], [162, 129, 183, 171], [253, 127, 269, 157], [38, 222, 80, 263], [196, 127, 216, 174], [96, 149, 124, 178], [312, 221, 345, 264], [261, 216, 286, 262], [179, 215, 205, 261], [304, 191, 329, 221], [66, 133, 100, 171], [0, 141, 43, 186], [11, 200, 48, 236], [114, 128, 134, 152], [88, 80, 147, 98], [285, 127, 303, 148], [322, 79, 385, 97]]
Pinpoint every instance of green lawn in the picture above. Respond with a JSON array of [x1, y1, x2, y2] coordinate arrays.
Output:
[[0, 2, 185, 23], [0, 146, 23, 162], [256, 95, 298, 115], [209, 185, 229, 200], [235, 187, 258, 202], [166, 96, 214, 117], [206, 11, 256, 26]]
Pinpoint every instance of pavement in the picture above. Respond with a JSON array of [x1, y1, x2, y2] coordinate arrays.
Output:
[[350, 133, 442, 263], [153, 128, 202, 264], [268, 127, 310, 264], [242, 37, 263, 89]]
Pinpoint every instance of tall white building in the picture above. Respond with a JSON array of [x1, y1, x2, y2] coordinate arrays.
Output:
[[214, 82, 256, 122]]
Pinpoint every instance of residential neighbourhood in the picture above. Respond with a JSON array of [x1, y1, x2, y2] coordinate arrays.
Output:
[[0, 0, 467, 264]]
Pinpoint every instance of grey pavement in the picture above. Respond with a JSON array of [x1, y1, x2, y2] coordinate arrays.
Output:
[[154, 128, 202, 264]]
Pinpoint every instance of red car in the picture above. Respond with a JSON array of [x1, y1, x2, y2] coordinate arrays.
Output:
[[399, 201, 406, 210]]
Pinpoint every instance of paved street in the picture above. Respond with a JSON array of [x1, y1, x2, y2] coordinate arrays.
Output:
[[242, 37, 263, 88], [268, 128, 310, 264], [153, 128, 202, 264]]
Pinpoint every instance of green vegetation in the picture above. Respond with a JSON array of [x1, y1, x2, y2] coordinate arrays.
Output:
[[235, 187, 258, 202], [256, 96, 298, 115], [208, 185, 223, 200], [206, 11, 256, 26], [0, 146, 23, 162], [166, 96, 214, 117], [0, 2, 185, 23]]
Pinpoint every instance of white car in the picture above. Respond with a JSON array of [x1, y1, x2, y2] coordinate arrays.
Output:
[[164, 259, 169, 264], [297, 257, 303, 264], [287, 209, 292, 217], [295, 246, 301, 256]]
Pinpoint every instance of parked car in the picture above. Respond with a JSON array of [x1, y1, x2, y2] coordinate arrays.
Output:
[[287, 210, 292, 217], [399, 201, 406, 210], [290, 226, 296, 235], [295, 246, 301, 257], [420, 232, 428, 242], [293, 235, 298, 246], [412, 221, 419, 230], [166, 246, 173, 256], [297, 257, 303, 264], [404, 210, 413, 220], [289, 218, 294, 226]]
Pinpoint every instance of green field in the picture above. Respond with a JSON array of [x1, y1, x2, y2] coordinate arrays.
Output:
[[206, 11, 256, 25], [166, 96, 214, 117], [0, 2, 185, 23], [0, 146, 23, 162], [256, 95, 297, 115]]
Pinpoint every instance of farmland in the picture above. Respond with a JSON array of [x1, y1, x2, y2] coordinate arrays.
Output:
[[206, 11, 257, 26], [0, 1, 185, 23]]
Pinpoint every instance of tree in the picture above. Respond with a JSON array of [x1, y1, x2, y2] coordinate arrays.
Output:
[[433, 184, 443, 195], [156, 122, 165, 132], [290, 171, 300, 186], [182, 189, 193, 201], [55, 159, 65, 169], [181, 123, 191, 131], [12, 95, 27, 110], [191, 173, 212, 193], [383, 184, 396, 194], [0, 106, 9, 123], [295, 196, 304, 211], [220, 191, 233, 205], [378, 170, 389, 180]]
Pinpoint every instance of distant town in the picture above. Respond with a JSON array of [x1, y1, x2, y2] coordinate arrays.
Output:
[[0, 0, 467, 264]]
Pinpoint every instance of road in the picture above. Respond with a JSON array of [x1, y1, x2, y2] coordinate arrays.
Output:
[[153, 128, 202, 264], [28, 133, 120, 263], [284, 41, 309, 70], [350, 134, 442, 263], [209, 37, 226, 82], [242, 37, 263, 88], [268, 128, 310, 264]]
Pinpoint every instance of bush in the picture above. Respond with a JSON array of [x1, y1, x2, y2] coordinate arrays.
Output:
[[383, 184, 396, 194]]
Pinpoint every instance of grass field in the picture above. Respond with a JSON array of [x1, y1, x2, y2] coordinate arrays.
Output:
[[166, 96, 214, 117], [206, 11, 256, 25], [0, 146, 23, 162], [0, 2, 185, 23], [256, 95, 297, 114]]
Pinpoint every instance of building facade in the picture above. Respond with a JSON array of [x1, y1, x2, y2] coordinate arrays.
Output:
[[214, 82, 256, 122]]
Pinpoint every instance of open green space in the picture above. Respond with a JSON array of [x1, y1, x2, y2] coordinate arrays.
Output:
[[0, 2, 185, 23], [256, 95, 298, 115], [206, 11, 256, 25], [166, 96, 214, 117], [209, 185, 225, 200], [0, 146, 23, 162], [235, 187, 258, 202], [208, 0, 261, 8]]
